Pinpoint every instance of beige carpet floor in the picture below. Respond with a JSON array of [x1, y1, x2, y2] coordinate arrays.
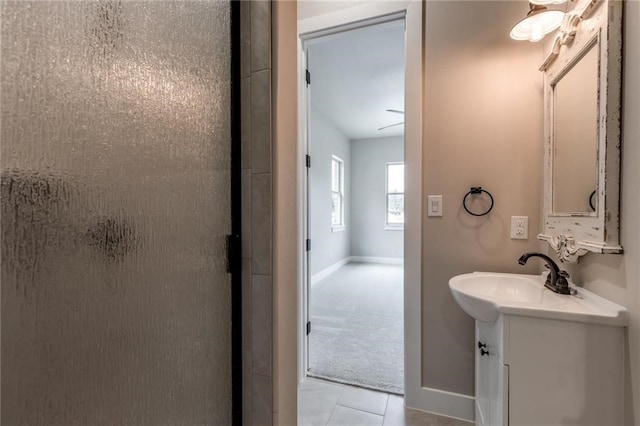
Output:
[[308, 262, 404, 394]]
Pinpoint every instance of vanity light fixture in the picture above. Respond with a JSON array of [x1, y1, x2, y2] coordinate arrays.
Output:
[[530, 0, 567, 5], [510, 3, 565, 42]]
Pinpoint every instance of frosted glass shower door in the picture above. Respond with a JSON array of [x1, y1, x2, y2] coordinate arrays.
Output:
[[1, 1, 237, 424]]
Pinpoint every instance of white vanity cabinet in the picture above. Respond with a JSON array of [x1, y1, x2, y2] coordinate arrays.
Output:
[[475, 314, 625, 426]]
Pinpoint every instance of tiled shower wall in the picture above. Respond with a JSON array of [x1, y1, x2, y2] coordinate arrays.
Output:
[[240, 1, 273, 425]]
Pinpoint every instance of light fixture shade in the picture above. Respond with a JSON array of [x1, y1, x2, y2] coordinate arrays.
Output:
[[510, 5, 564, 42], [529, 0, 567, 4]]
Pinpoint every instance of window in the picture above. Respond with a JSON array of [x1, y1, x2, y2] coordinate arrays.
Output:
[[386, 163, 404, 229], [331, 156, 344, 230]]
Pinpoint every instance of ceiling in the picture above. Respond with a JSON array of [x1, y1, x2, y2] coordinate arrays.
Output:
[[308, 20, 405, 140]]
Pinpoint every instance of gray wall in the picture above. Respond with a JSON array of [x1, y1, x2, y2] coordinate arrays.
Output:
[[421, 1, 544, 396], [309, 105, 351, 276], [351, 136, 404, 259]]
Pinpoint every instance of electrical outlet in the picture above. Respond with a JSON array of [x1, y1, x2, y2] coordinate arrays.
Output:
[[510, 216, 528, 239]]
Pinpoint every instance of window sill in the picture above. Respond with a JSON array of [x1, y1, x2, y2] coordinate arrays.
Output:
[[385, 225, 404, 231], [331, 226, 346, 233]]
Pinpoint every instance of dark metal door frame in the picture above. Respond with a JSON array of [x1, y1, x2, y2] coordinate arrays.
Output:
[[230, 1, 242, 424]]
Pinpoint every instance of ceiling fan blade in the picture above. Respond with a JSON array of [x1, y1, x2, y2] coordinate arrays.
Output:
[[378, 121, 405, 131], [386, 109, 405, 115]]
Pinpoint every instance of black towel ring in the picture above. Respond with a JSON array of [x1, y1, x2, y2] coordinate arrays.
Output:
[[463, 187, 494, 217]]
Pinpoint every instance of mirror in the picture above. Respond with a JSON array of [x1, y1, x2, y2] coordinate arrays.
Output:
[[538, 0, 623, 262], [552, 41, 598, 214]]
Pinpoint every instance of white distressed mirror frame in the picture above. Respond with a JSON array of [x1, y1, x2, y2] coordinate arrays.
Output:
[[538, 0, 623, 263]]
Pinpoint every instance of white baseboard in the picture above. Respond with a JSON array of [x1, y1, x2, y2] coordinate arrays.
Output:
[[310, 256, 404, 285], [405, 386, 475, 423], [310, 258, 350, 285], [349, 256, 403, 265]]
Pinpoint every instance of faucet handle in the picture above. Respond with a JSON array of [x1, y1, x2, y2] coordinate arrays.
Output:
[[556, 270, 572, 294]]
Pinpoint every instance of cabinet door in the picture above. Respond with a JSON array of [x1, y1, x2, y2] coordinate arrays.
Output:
[[507, 316, 624, 425], [477, 323, 509, 426], [476, 328, 491, 425], [488, 356, 508, 425]]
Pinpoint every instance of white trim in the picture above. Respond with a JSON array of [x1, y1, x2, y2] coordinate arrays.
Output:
[[349, 256, 403, 265], [311, 257, 404, 286], [303, 18, 406, 50], [331, 155, 345, 228], [299, 2, 410, 38], [297, 38, 309, 384], [402, 0, 422, 402], [310, 257, 351, 286], [385, 161, 405, 228], [410, 386, 475, 423]]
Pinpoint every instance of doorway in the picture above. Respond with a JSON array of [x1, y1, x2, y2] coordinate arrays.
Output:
[[292, 1, 431, 422], [303, 19, 406, 395]]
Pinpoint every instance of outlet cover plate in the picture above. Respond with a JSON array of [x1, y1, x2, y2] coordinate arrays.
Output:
[[511, 216, 528, 239]]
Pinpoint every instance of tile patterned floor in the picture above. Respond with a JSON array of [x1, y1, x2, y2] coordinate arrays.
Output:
[[298, 378, 473, 426]]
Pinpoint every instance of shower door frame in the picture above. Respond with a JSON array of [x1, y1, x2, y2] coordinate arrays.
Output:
[[230, 1, 243, 424]]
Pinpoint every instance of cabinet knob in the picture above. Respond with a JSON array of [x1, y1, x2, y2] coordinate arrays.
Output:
[[478, 342, 489, 355]]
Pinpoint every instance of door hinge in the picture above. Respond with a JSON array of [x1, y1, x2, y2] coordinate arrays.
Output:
[[226, 234, 241, 274], [306, 69, 311, 86], [306, 321, 311, 335], [306, 155, 311, 168], [306, 239, 311, 252]]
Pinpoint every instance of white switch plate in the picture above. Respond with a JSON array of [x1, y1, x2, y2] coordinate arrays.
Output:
[[510, 216, 528, 239], [427, 195, 443, 217]]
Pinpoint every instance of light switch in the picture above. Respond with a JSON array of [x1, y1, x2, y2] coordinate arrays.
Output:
[[510, 216, 528, 239], [427, 195, 443, 217]]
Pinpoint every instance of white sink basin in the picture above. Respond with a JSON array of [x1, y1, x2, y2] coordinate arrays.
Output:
[[449, 272, 628, 325]]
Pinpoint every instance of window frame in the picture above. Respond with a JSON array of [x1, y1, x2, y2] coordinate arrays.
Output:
[[385, 162, 405, 230], [331, 155, 345, 232]]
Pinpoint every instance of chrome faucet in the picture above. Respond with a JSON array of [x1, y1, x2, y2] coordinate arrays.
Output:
[[517, 252, 572, 295]]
